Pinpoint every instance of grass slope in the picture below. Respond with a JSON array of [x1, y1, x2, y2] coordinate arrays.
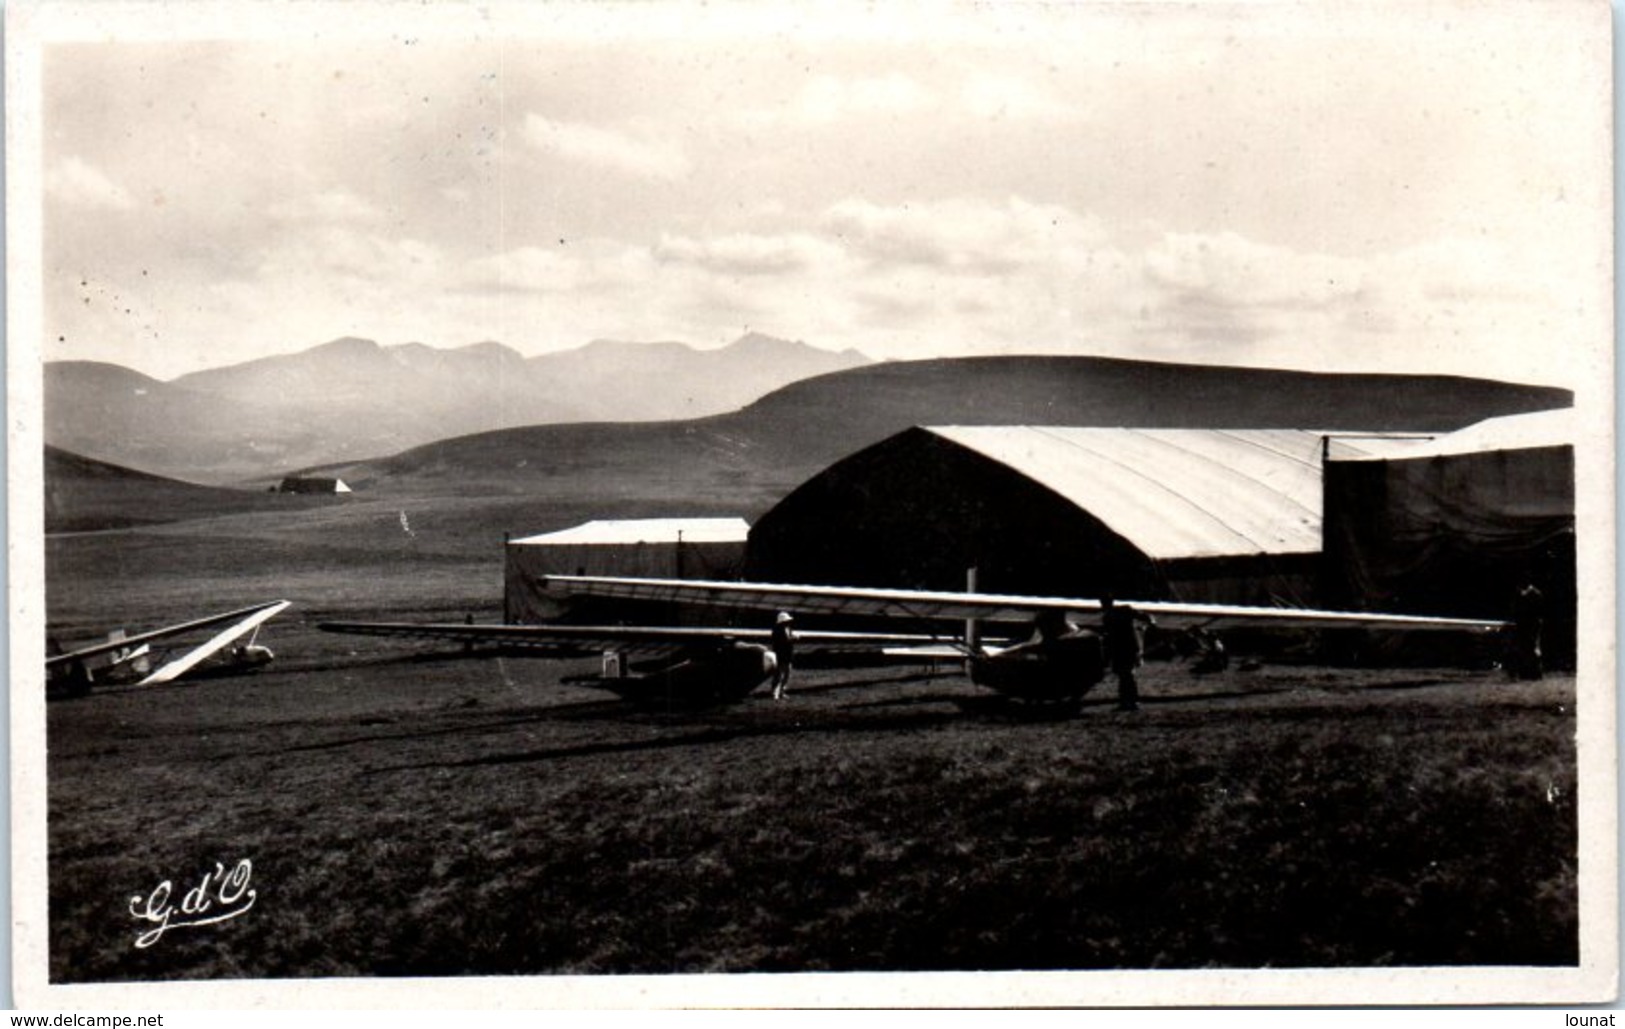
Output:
[[44, 446, 338, 534], [47, 656, 1576, 980], [745, 355, 1572, 446]]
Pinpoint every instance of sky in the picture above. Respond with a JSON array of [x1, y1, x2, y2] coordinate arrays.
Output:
[[31, 1, 1611, 386]]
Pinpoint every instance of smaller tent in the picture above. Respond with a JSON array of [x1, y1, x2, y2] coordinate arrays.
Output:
[[279, 476, 352, 494], [505, 517, 749, 623], [1321, 409, 1574, 666]]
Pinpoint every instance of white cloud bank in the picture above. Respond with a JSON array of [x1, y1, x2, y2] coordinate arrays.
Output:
[[37, 6, 1606, 387], [521, 114, 690, 180], [47, 157, 135, 211], [61, 188, 1576, 384]]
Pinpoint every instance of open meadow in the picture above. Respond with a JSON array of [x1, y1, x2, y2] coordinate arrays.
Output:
[[41, 491, 1580, 982]]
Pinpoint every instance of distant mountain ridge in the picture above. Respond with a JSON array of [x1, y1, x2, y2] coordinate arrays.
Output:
[[45, 333, 871, 482]]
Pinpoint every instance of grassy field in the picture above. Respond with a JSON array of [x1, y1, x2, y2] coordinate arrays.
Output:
[[41, 497, 1580, 982]]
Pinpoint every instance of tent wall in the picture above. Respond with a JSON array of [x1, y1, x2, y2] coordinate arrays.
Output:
[[505, 537, 745, 623], [1157, 553, 1319, 607], [1321, 445, 1575, 665]]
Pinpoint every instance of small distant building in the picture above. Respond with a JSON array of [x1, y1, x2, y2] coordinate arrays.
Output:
[[505, 517, 749, 623], [278, 476, 352, 494]]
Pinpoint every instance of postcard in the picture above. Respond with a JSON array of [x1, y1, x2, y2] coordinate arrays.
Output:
[[8, 0, 1615, 1009]]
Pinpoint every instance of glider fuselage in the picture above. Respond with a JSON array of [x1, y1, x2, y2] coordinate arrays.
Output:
[[599, 640, 778, 709], [967, 631, 1108, 704]]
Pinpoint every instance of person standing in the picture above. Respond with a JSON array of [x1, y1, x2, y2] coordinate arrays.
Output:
[[1190, 627, 1229, 674], [770, 611, 797, 699], [1511, 583, 1545, 681], [1101, 594, 1150, 711]]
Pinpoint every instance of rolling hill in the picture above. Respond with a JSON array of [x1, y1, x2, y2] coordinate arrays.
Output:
[[306, 354, 1574, 515], [43, 446, 334, 534]]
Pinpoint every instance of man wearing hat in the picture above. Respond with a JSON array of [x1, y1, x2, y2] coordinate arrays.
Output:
[[770, 611, 797, 699]]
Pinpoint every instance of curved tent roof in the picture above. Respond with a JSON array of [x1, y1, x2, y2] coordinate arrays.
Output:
[[511, 517, 749, 546], [926, 426, 1381, 561]]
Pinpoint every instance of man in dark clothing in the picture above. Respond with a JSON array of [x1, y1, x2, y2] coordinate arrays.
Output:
[[770, 611, 796, 699], [1511, 583, 1545, 681], [1101, 595, 1150, 711], [1190, 627, 1229, 674]]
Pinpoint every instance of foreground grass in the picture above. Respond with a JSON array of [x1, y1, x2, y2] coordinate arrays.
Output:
[[47, 661, 1577, 980]]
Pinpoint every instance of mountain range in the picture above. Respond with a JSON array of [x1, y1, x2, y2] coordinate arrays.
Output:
[[44, 333, 870, 482]]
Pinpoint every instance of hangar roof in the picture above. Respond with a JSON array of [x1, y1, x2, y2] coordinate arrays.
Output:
[[511, 517, 750, 547], [925, 426, 1377, 561], [1324, 408, 1573, 462]]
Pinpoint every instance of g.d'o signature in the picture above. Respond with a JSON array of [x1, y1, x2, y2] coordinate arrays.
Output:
[[129, 858, 256, 949]]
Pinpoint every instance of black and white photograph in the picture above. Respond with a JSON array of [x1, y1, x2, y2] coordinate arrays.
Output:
[[7, 0, 1615, 1008]]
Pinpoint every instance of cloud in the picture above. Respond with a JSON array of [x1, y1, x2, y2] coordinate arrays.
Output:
[[248, 225, 447, 291], [267, 190, 386, 225], [960, 74, 1071, 121], [34, 9, 1602, 393], [462, 246, 580, 294], [1116, 228, 1573, 377], [796, 73, 934, 121], [731, 73, 936, 129], [521, 114, 689, 180], [688, 195, 1570, 382], [1382, 238, 1535, 304], [1142, 231, 1363, 312], [731, 71, 1068, 132], [42, 144, 1582, 387], [824, 197, 1107, 274], [458, 240, 655, 297], [654, 232, 847, 277], [47, 157, 135, 211]]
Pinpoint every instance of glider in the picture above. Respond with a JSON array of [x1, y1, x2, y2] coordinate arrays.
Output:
[[317, 618, 960, 709], [47, 600, 291, 695], [537, 575, 1510, 708]]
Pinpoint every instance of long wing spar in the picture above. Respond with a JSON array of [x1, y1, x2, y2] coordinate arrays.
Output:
[[318, 620, 947, 656], [538, 575, 1510, 633]]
